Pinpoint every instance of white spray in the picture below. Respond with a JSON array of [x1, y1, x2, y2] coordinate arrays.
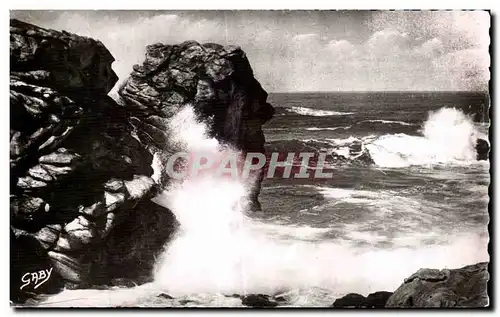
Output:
[[365, 107, 486, 167]]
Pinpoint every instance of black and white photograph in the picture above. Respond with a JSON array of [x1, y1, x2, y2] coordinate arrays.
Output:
[[9, 8, 491, 308]]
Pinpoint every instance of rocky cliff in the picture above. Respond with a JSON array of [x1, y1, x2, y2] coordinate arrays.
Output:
[[10, 19, 165, 301], [10, 19, 274, 303]]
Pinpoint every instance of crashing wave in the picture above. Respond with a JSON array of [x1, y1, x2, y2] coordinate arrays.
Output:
[[358, 119, 415, 126], [267, 108, 488, 168]]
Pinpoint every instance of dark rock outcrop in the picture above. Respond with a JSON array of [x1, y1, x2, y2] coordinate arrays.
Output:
[[91, 200, 177, 283], [385, 262, 489, 307], [10, 19, 274, 303], [118, 41, 274, 210], [476, 138, 489, 161], [157, 293, 175, 300], [332, 291, 393, 308], [240, 294, 279, 308]]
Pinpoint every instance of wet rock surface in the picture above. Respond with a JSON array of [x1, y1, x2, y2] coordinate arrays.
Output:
[[10, 19, 166, 300]]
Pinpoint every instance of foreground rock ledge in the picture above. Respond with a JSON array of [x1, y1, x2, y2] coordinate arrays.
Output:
[[118, 40, 275, 210], [332, 262, 489, 308]]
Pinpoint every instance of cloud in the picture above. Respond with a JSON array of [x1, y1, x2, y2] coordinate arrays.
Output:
[[292, 33, 319, 41], [369, 11, 490, 52], [11, 10, 490, 92]]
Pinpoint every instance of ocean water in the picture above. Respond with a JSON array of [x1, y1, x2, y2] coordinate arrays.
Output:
[[38, 92, 490, 307]]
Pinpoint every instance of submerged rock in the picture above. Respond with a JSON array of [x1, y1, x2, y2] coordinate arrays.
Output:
[[332, 263, 489, 308], [10, 18, 271, 303], [476, 138, 489, 161], [365, 291, 394, 308], [385, 262, 489, 307], [241, 294, 279, 308]]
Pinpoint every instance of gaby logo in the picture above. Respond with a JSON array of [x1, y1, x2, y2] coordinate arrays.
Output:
[[20, 268, 53, 290]]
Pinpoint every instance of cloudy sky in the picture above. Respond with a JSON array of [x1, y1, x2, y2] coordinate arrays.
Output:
[[11, 10, 490, 92]]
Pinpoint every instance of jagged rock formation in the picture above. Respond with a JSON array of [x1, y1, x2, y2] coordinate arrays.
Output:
[[476, 138, 490, 161], [332, 291, 393, 308], [263, 139, 374, 176], [118, 40, 275, 210], [10, 19, 274, 303], [385, 262, 489, 307], [10, 19, 174, 301]]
